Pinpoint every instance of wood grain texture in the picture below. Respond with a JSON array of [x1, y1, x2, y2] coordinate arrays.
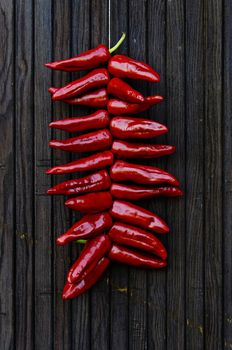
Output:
[[185, 0, 205, 348], [34, 0, 53, 348], [204, 0, 223, 349], [0, 0, 231, 349], [0, 0, 14, 349], [166, 0, 186, 349], [147, 1, 167, 349], [223, 0, 232, 348], [15, 0, 34, 348]]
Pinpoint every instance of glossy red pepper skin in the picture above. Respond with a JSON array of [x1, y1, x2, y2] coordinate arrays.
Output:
[[67, 234, 111, 283], [107, 77, 144, 103], [112, 140, 175, 159], [110, 116, 168, 139], [109, 222, 167, 260], [108, 244, 167, 269], [110, 160, 179, 186], [49, 87, 108, 108], [64, 88, 108, 108], [108, 55, 160, 82], [56, 212, 113, 245], [45, 45, 111, 72], [65, 191, 113, 213], [46, 151, 114, 175], [108, 96, 163, 115], [110, 183, 183, 200], [110, 200, 169, 234], [49, 110, 110, 133], [47, 170, 111, 195], [63, 257, 110, 300], [52, 68, 110, 101], [49, 129, 112, 153]]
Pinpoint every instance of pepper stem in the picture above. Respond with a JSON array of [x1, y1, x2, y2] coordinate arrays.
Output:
[[109, 32, 126, 54], [76, 239, 87, 244]]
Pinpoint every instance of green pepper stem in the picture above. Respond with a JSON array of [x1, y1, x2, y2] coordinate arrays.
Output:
[[76, 239, 87, 244], [109, 32, 126, 54]]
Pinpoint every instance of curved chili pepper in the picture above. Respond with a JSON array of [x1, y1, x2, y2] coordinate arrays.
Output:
[[67, 234, 111, 283], [110, 160, 179, 186], [110, 200, 169, 234], [108, 95, 164, 115], [110, 116, 168, 139], [108, 244, 167, 269], [49, 129, 112, 153], [110, 183, 183, 200], [65, 191, 113, 213], [46, 150, 114, 175], [52, 68, 110, 101], [64, 88, 108, 108], [112, 140, 175, 159], [107, 77, 144, 103], [49, 110, 110, 132], [45, 33, 126, 72], [46, 46, 111, 72], [47, 170, 111, 195], [63, 257, 110, 300], [108, 55, 160, 82], [109, 222, 167, 260], [56, 212, 113, 245]]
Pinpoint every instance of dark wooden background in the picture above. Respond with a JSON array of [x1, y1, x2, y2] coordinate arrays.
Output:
[[0, 0, 231, 349]]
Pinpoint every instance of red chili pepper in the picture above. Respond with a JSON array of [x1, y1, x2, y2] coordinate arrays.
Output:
[[110, 200, 169, 234], [108, 55, 160, 82], [47, 170, 111, 195], [109, 222, 167, 260], [107, 77, 144, 103], [56, 212, 113, 245], [67, 234, 111, 283], [49, 87, 108, 108], [46, 151, 114, 175], [108, 96, 163, 115], [110, 116, 168, 139], [63, 257, 110, 300], [64, 88, 108, 108], [65, 191, 113, 213], [110, 160, 179, 186], [108, 244, 167, 269], [52, 68, 110, 101], [49, 110, 110, 132], [45, 32, 126, 72], [49, 129, 112, 153], [112, 140, 175, 159], [110, 183, 183, 201]]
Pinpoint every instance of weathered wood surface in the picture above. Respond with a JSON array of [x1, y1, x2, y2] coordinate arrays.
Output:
[[0, 0, 231, 349]]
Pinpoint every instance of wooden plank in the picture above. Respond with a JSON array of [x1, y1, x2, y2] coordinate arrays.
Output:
[[185, 0, 204, 349], [223, 0, 232, 347], [204, 0, 223, 349], [34, 0, 53, 348], [146, 1, 167, 349], [90, 2, 110, 350], [128, 1, 148, 349], [51, 1, 72, 348], [109, 1, 129, 349], [166, 0, 186, 349], [15, 0, 34, 349], [70, 1, 91, 349], [0, 0, 15, 349]]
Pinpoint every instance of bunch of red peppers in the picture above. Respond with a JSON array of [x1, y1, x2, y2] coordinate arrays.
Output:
[[45, 33, 182, 300]]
